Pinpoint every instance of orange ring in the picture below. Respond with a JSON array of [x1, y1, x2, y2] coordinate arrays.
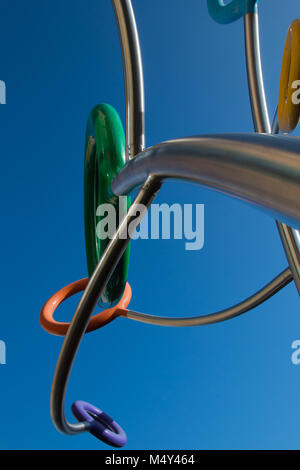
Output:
[[40, 280, 131, 336]]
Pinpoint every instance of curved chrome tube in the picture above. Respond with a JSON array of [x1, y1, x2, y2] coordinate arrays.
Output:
[[272, 112, 300, 291], [111, 0, 145, 159], [51, 170, 294, 436], [125, 268, 292, 326], [50, 177, 161, 436], [51, 132, 300, 435], [112, 133, 300, 230], [244, 12, 271, 134], [244, 11, 300, 293]]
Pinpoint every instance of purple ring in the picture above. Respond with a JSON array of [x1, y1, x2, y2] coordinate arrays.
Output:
[[71, 400, 127, 447]]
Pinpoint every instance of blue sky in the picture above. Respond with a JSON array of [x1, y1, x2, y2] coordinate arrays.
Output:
[[0, 0, 300, 449]]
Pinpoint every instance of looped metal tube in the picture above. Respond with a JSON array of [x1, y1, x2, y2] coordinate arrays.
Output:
[[124, 268, 292, 326], [51, 131, 300, 435], [50, 176, 162, 436]]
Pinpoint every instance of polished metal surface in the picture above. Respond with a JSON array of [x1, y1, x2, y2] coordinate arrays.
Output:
[[244, 13, 271, 134], [51, 176, 161, 435], [276, 222, 300, 286], [51, 130, 300, 436], [111, 0, 145, 160], [125, 268, 292, 326], [112, 133, 300, 230], [51, 171, 294, 435], [271, 107, 280, 135], [272, 111, 300, 288], [244, 12, 300, 294]]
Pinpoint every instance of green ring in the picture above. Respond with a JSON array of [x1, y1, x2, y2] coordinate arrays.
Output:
[[84, 104, 130, 307]]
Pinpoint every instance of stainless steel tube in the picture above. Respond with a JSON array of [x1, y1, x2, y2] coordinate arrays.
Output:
[[112, 134, 300, 230], [244, 12, 300, 294], [51, 130, 300, 435], [276, 222, 300, 286], [51, 171, 294, 436], [272, 110, 300, 288], [271, 107, 280, 135], [111, 0, 145, 160], [244, 12, 271, 134], [50, 176, 161, 436], [125, 268, 292, 326]]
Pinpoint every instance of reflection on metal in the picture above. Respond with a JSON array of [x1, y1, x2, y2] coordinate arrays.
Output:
[[51, 136, 299, 435], [271, 107, 280, 135], [112, 133, 300, 230], [244, 13, 271, 134], [125, 268, 293, 326], [244, 12, 300, 294], [111, 0, 145, 160], [276, 222, 300, 288], [51, 176, 161, 436]]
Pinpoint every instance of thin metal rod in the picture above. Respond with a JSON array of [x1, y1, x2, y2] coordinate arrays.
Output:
[[50, 176, 161, 436], [276, 222, 300, 288], [112, 134, 300, 230], [272, 108, 300, 291], [244, 12, 300, 294], [244, 12, 271, 133], [271, 106, 280, 134], [111, 0, 145, 160], [125, 268, 292, 326]]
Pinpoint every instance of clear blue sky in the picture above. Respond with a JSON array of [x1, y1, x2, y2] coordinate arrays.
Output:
[[0, 0, 300, 450]]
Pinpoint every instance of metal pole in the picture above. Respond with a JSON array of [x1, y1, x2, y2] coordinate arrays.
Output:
[[244, 12, 300, 294], [111, 0, 145, 160]]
